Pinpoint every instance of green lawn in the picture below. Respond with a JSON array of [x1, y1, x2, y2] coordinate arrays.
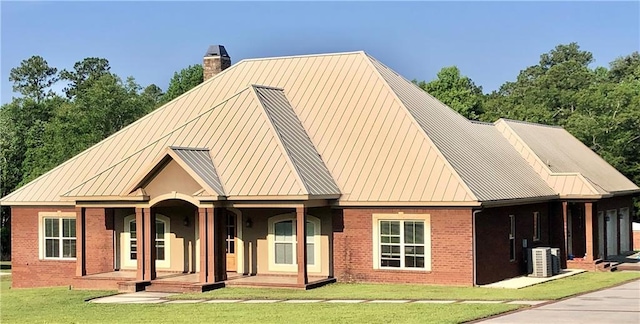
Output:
[[0, 276, 517, 324], [171, 272, 640, 301]]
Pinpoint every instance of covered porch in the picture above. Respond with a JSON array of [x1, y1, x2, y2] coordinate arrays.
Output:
[[73, 201, 336, 292], [561, 200, 634, 271]]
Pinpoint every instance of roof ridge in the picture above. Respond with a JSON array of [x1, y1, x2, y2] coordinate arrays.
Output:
[[499, 118, 564, 129], [238, 51, 365, 64], [59, 87, 253, 198], [169, 146, 210, 151]]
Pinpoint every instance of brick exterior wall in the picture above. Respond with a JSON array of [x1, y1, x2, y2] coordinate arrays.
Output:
[[332, 208, 474, 286], [634, 229, 640, 251], [475, 202, 561, 285], [84, 208, 115, 275], [11, 207, 115, 289]]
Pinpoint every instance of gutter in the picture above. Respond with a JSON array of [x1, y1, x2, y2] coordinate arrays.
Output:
[[472, 209, 482, 286]]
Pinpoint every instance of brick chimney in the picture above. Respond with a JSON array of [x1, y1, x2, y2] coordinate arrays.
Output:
[[203, 45, 231, 81]]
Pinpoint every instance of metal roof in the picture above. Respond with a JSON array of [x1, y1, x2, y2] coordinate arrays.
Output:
[[3, 51, 635, 206], [367, 54, 558, 202], [253, 86, 340, 196], [169, 147, 225, 196], [501, 119, 639, 195]]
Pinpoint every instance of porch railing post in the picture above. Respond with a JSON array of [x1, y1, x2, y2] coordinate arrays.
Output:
[[142, 207, 154, 281], [562, 201, 569, 260], [296, 206, 308, 287], [198, 208, 208, 283], [135, 207, 145, 281], [584, 202, 594, 262], [75, 207, 85, 277], [207, 207, 215, 283]]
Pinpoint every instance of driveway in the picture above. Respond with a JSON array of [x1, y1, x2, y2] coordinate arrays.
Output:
[[479, 279, 640, 324]]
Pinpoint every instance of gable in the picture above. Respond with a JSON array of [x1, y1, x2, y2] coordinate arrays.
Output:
[[497, 119, 639, 196], [143, 159, 203, 199]]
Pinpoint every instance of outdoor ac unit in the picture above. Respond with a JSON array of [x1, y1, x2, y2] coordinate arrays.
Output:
[[531, 247, 552, 278], [550, 248, 561, 275]]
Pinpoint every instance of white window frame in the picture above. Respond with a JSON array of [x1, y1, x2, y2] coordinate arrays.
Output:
[[122, 214, 170, 269], [533, 212, 541, 242], [38, 211, 77, 260], [372, 213, 431, 271], [267, 213, 321, 273]]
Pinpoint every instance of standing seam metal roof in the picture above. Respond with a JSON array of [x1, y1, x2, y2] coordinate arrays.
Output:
[[169, 147, 226, 196], [367, 55, 557, 201], [253, 86, 340, 196]]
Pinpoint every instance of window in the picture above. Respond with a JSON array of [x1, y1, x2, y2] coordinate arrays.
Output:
[[43, 217, 76, 259], [509, 215, 516, 261], [372, 213, 431, 271], [123, 214, 170, 268], [379, 220, 425, 269], [267, 214, 321, 272], [533, 212, 541, 242]]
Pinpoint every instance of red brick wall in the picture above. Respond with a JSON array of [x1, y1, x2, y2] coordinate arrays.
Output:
[[475, 202, 559, 285], [634, 230, 640, 251], [11, 206, 115, 288], [84, 208, 115, 275], [11, 207, 76, 288], [332, 208, 473, 286]]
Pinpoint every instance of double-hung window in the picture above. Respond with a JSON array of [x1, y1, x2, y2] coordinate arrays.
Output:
[[379, 220, 426, 269], [268, 214, 321, 272], [44, 217, 76, 259]]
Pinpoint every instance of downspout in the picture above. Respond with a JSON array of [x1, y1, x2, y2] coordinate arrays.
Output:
[[472, 209, 482, 286]]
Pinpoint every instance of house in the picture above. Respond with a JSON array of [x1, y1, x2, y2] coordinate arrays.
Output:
[[2, 45, 638, 292]]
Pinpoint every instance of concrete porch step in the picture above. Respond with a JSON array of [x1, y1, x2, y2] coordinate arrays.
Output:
[[144, 280, 224, 293]]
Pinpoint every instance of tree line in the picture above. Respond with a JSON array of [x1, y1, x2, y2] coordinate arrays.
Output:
[[0, 42, 638, 259], [413, 43, 639, 219], [0, 58, 204, 259]]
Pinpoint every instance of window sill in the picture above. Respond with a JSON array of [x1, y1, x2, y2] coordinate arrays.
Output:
[[374, 267, 431, 273], [39, 258, 76, 262]]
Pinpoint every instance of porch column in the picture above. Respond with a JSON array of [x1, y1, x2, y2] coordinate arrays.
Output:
[[207, 208, 216, 283], [584, 202, 594, 262], [135, 207, 146, 281], [562, 201, 569, 260], [199, 208, 207, 283], [143, 208, 156, 281], [75, 207, 85, 277], [296, 206, 308, 287]]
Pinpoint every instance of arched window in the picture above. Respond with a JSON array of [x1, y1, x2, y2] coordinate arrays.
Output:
[[123, 214, 170, 268], [268, 214, 321, 272]]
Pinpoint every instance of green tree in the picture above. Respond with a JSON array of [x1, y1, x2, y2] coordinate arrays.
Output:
[[160, 64, 203, 104], [413, 66, 484, 120], [8, 56, 58, 102], [59, 57, 111, 98]]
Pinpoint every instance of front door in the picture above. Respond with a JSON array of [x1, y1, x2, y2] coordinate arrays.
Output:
[[225, 213, 236, 271]]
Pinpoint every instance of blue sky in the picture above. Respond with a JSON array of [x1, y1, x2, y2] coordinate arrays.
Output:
[[1, 1, 639, 104]]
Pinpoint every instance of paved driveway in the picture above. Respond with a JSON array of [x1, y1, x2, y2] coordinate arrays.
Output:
[[480, 279, 640, 324]]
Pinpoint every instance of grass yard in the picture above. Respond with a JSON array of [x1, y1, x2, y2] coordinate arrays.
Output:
[[0, 276, 517, 324], [171, 271, 640, 301]]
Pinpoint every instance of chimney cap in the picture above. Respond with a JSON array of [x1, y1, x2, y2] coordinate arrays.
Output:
[[204, 45, 229, 58]]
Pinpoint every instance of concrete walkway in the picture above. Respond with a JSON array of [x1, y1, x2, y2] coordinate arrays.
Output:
[[479, 279, 640, 324], [481, 269, 585, 289], [88, 292, 547, 305]]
